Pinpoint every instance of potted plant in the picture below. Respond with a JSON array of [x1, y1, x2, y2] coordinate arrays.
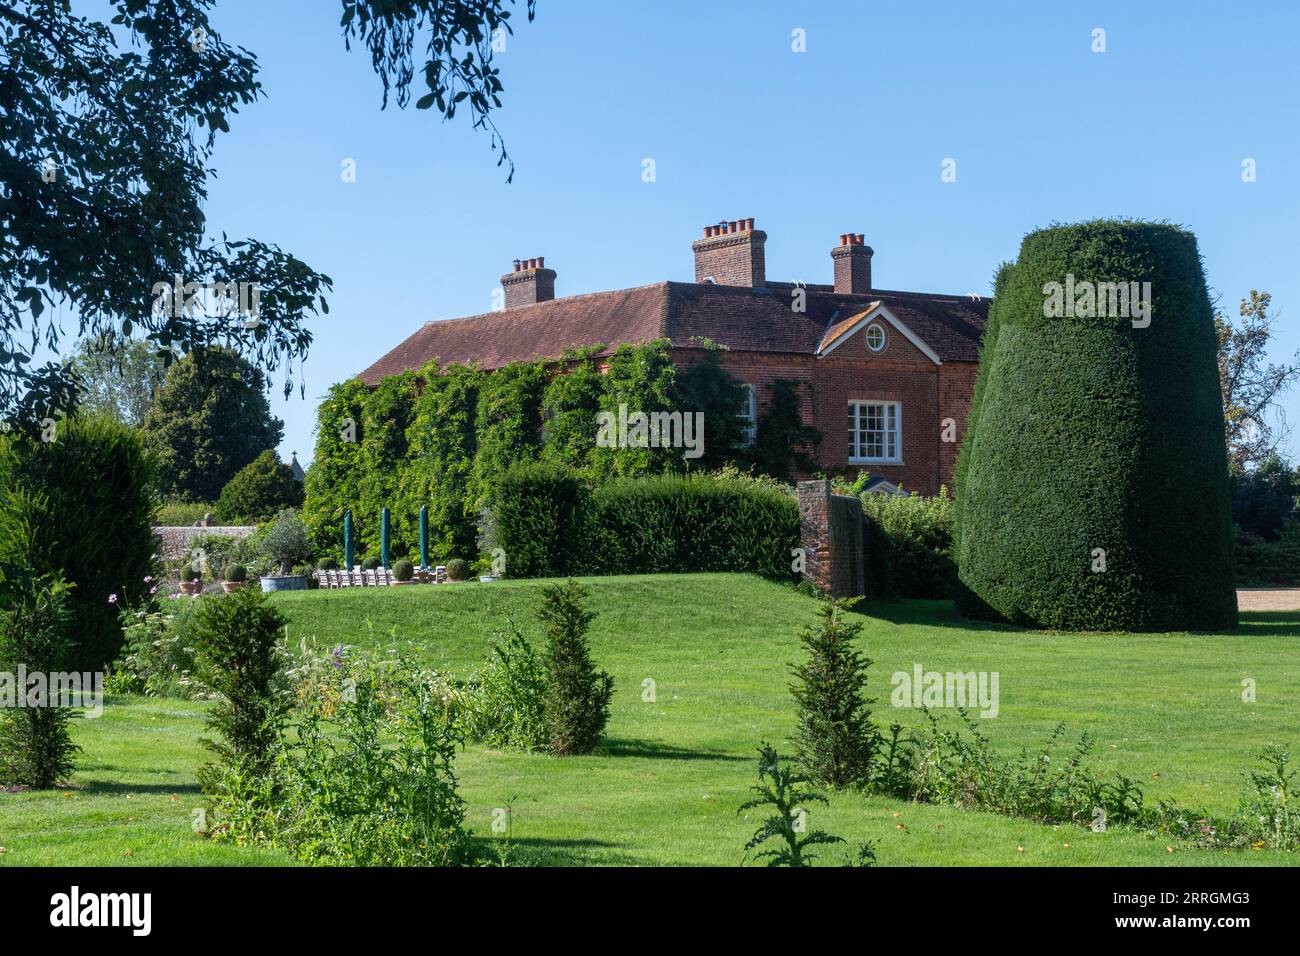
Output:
[[392, 559, 415, 585], [259, 510, 312, 592], [179, 563, 203, 596], [222, 564, 248, 593]]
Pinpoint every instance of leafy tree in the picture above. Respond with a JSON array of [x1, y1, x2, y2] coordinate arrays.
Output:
[[790, 601, 877, 789], [0, 490, 78, 789], [69, 335, 169, 427], [537, 579, 612, 756], [217, 450, 304, 524], [0, 414, 156, 670], [1229, 455, 1299, 540], [751, 379, 822, 481], [1216, 290, 1300, 469], [1, 0, 537, 424], [142, 348, 283, 502]]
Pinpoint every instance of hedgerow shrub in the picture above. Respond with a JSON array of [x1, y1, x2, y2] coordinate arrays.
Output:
[[585, 469, 799, 579], [490, 461, 589, 578], [445, 558, 469, 581], [0, 414, 157, 669], [955, 220, 1236, 630], [860, 489, 956, 599], [154, 499, 218, 526], [1233, 525, 1300, 586], [216, 450, 304, 523]]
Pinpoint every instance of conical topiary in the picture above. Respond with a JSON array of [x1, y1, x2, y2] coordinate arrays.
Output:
[[955, 220, 1236, 631]]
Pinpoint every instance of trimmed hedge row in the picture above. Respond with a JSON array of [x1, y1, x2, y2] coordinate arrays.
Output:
[[1234, 528, 1300, 587], [956, 220, 1237, 631], [489, 463, 800, 580], [860, 489, 957, 599]]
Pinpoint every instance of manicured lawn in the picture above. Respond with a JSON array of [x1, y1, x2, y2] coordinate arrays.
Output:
[[3, 574, 1298, 866]]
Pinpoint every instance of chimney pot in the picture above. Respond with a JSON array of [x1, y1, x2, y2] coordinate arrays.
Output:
[[831, 233, 873, 294], [501, 256, 556, 307], [693, 216, 766, 287]]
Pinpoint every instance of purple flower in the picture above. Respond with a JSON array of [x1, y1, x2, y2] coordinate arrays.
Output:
[[108, 594, 118, 604], [149, 586, 158, 595], [143, 575, 154, 584], [331, 644, 345, 668]]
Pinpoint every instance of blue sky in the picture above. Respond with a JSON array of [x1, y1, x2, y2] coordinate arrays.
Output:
[[187, 0, 1300, 466]]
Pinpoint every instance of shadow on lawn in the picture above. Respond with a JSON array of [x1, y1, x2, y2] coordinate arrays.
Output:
[[1236, 611, 1300, 637], [597, 737, 747, 762], [79, 780, 203, 797], [493, 836, 646, 866], [847, 598, 1021, 634]]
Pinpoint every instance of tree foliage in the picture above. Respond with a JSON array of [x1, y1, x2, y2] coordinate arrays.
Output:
[[142, 348, 283, 502], [216, 449, 304, 524], [69, 335, 168, 427], [0, 414, 157, 669], [1, 0, 538, 424], [1216, 290, 1299, 469]]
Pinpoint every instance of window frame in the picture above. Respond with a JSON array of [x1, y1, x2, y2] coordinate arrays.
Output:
[[738, 383, 757, 446], [864, 323, 887, 352], [848, 400, 902, 464]]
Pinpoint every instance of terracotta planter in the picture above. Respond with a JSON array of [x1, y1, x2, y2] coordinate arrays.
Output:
[[221, 581, 246, 593], [179, 580, 203, 596]]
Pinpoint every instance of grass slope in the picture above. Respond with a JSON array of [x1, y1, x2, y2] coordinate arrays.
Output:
[[2, 574, 1297, 866]]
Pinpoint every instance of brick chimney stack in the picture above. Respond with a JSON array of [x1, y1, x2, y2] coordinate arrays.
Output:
[[691, 217, 766, 287], [831, 233, 873, 294], [500, 256, 556, 309]]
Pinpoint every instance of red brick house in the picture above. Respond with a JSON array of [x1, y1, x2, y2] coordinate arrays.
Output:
[[358, 220, 987, 495]]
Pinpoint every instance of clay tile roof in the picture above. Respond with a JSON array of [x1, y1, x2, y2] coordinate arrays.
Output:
[[356, 281, 986, 385]]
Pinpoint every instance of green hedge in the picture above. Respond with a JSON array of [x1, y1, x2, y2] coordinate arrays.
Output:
[[490, 462, 588, 578], [860, 489, 956, 599], [304, 340, 814, 567], [955, 220, 1236, 630], [1234, 527, 1300, 587], [0, 414, 157, 669], [488, 465, 799, 580]]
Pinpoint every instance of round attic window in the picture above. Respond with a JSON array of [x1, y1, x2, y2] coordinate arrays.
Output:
[[864, 323, 886, 352]]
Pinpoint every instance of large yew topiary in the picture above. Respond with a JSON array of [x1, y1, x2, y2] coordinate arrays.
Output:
[[955, 220, 1236, 631]]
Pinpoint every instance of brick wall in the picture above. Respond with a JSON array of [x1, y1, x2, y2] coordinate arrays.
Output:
[[797, 479, 865, 598], [673, 326, 975, 494]]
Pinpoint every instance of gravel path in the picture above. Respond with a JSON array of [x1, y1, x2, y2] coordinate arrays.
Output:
[[1237, 589, 1300, 611]]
